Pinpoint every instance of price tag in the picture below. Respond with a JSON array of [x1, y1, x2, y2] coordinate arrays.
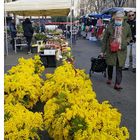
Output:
[[44, 50, 56, 55]]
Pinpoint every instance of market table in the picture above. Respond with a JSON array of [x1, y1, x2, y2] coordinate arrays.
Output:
[[14, 36, 27, 53]]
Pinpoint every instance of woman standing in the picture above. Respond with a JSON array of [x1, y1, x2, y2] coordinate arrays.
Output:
[[22, 18, 34, 54], [9, 19, 17, 50], [100, 11, 132, 91]]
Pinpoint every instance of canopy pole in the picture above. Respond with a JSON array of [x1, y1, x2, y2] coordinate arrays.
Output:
[[66, 16, 68, 39], [70, 15, 72, 47], [4, 10, 8, 56], [70, 0, 73, 47], [38, 16, 40, 32]]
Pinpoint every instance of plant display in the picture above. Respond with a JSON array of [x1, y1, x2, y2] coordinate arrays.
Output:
[[4, 103, 43, 140], [42, 63, 129, 140], [34, 33, 47, 41], [41, 62, 96, 102], [17, 24, 24, 33], [4, 56, 130, 140], [44, 96, 129, 140], [47, 29, 63, 35], [4, 55, 44, 108], [61, 47, 74, 64]]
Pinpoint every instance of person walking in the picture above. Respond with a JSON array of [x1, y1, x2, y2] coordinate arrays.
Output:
[[123, 11, 136, 73], [22, 18, 34, 54], [100, 11, 132, 91], [71, 25, 78, 44], [9, 19, 17, 50], [96, 17, 104, 40]]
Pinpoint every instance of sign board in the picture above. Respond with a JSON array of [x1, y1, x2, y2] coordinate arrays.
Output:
[[44, 49, 56, 55]]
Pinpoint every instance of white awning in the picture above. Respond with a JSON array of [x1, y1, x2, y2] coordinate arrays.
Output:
[[4, 0, 71, 16], [122, 7, 136, 12]]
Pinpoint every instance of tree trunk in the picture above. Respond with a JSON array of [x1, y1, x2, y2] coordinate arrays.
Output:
[[113, 0, 128, 7]]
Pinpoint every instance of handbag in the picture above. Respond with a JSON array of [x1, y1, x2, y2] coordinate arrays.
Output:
[[110, 40, 120, 52]]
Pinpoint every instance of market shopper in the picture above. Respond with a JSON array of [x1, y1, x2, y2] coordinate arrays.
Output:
[[77, 25, 82, 39], [123, 11, 136, 73], [40, 23, 46, 33], [33, 21, 40, 33], [9, 19, 17, 50], [100, 11, 132, 91], [96, 17, 104, 40], [71, 25, 78, 44], [22, 18, 34, 54]]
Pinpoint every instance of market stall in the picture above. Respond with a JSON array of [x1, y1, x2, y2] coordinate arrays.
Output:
[[31, 31, 73, 67], [101, 7, 136, 15], [80, 13, 111, 41], [4, 0, 74, 55]]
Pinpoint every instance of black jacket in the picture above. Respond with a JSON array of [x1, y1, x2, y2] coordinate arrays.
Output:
[[9, 22, 17, 38], [22, 20, 34, 37], [127, 19, 136, 42]]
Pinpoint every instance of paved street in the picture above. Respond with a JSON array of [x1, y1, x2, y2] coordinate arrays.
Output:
[[4, 38, 136, 140]]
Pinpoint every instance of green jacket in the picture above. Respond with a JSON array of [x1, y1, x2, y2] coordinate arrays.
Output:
[[102, 21, 132, 67]]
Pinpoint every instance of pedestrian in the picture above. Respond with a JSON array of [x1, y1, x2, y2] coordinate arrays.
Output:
[[9, 19, 17, 50], [77, 25, 81, 39], [40, 23, 46, 33], [33, 21, 40, 33], [22, 18, 34, 54], [100, 11, 132, 91], [71, 25, 78, 44], [96, 17, 104, 40], [123, 11, 136, 73]]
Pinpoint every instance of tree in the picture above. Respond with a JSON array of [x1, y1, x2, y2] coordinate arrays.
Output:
[[94, 0, 107, 13], [113, 0, 128, 7], [82, 0, 111, 14]]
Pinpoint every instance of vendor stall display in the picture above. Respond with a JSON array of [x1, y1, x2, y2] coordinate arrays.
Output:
[[61, 47, 74, 64], [17, 24, 24, 34], [4, 0, 75, 55], [34, 33, 47, 41], [32, 32, 72, 67]]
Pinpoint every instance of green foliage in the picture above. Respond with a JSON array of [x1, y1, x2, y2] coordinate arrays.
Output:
[[34, 33, 47, 41], [55, 93, 71, 115], [70, 116, 87, 135], [17, 24, 23, 33]]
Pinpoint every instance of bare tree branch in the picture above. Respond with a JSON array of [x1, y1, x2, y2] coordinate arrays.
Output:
[[79, 0, 132, 15], [113, 0, 128, 7]]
